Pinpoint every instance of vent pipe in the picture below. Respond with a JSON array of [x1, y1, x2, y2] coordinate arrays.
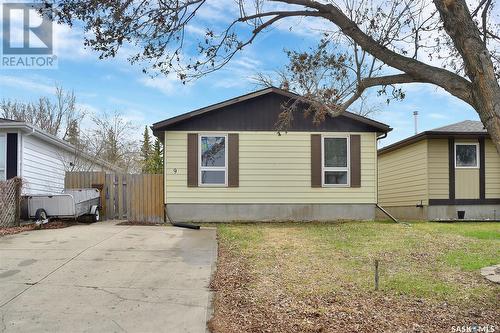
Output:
[[413, 111, 419, 135]]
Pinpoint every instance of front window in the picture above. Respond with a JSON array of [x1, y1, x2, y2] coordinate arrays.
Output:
[[0, 134, 5, 181], [455, 143, 478, 168], [200, 135, 227, 186], [323, 136, 349, 186]]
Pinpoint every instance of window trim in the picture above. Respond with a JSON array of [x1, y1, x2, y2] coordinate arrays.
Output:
[[198, 133, 228, 187], [454, 142, 479, 169], [0, 133, 5, 181], [321, 134, 350, 187]]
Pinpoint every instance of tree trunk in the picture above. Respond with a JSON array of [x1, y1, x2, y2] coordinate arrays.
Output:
[[434, 0, 500, 152]]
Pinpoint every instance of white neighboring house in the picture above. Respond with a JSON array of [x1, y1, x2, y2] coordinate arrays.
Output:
[[0, 118, 119, 194]]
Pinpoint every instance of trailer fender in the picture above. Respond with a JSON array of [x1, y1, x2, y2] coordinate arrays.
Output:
[[90, 205, 99, 215]]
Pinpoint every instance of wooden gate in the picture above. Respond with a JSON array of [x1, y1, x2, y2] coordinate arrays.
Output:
[[65, 172, 164, 223]]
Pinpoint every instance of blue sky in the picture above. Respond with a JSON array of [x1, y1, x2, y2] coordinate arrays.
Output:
[[0, 5, 479, 147]]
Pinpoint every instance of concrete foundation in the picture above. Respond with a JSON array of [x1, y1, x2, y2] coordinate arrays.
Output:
[[428, 204, 500, 220], [166, 203, 376, 222], [375, 205, 428, 221], [375, 204, 500, 221]]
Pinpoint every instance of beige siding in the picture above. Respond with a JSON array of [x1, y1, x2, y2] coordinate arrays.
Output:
[[378, 140, 428, 206], [485, 139, 500, 198], [428, 139, 449, 199], [455, 168, 479, 199], [164, 131, 377, 204]]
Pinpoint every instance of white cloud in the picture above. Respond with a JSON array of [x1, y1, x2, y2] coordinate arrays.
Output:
[[52, 23, 91, 60], [107, 96, 135, 106], [138, 75, 177, 95], [185, 24, 207, 37], [0, 75, 55, 95], [428, 113, 448, 120], [196, 0, 239, 23], [76, 102, 100, 116], [101, 74, 114, 81]]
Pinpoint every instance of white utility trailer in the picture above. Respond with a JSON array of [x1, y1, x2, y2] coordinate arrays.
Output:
[[27, 188, 101, 225]]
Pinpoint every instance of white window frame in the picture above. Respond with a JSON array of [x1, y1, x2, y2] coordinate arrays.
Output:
[[455, 142, 479, 169], [198, 133, 228, 187], [0, 133, 6, 181], [321, 134, 350, 187]]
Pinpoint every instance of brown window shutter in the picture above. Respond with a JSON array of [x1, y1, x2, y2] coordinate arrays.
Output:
[[228, 133, 239, 187], [187, 133, 198, 187], [350, 135, 361, 187], [311, 134, 322, 188]]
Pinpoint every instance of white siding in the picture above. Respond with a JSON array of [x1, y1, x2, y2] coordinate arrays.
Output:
[[21, 134, 66, 194], [20, 134, 109, 194]]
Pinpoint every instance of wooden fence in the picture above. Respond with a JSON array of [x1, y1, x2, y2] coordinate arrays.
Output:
[[65, 172, 164, 223]]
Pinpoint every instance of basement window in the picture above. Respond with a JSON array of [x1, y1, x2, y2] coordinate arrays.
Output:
[[455, 143, 479, 168], [322, 136, 349, 186], [199, 135, 227, 186]]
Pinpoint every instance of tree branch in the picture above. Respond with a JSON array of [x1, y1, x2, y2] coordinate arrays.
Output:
[[339, 74, 424, 112], [270, 0, 473, 105]]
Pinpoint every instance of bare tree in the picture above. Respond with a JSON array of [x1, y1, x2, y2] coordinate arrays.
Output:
[[58, 113, 141, 173], [84, 111, 141, 173], [42, 0, 500, 150], [0, 86, 85, 139], [1, 87, 141, 172]]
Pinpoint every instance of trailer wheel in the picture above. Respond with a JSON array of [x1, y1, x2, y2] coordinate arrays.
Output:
[[35, 209, 49, 227], [92, 208, 100, 223]]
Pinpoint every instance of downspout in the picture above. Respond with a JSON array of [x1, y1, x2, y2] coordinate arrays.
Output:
[[15, 127, 34, 182], [165, 208, 200, 230], [22, 126, 36, 179], [375, 132, 399, 223]]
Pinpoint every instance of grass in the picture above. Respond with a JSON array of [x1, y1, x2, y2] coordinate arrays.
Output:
[[209, 222, 500, 333], [210, 221, 499, 332]]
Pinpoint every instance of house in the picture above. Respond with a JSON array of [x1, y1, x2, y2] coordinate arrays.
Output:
[[0, 118, 118, 194], [378, 120, 500, 220], [152, 87, 391, 222]]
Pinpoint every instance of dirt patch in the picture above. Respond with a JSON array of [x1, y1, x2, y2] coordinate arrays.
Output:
[[0, 220, 76, 237], [208, 224, 500, 333]]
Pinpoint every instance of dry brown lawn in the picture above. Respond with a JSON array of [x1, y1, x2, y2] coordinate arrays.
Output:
[[208, 221, 499, 333]]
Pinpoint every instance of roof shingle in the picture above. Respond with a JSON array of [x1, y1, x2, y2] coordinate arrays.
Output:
[[430, 120, 486, 133]]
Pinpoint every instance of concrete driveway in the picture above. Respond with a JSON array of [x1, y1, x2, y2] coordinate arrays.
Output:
[[0, 221, 217, 333]]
